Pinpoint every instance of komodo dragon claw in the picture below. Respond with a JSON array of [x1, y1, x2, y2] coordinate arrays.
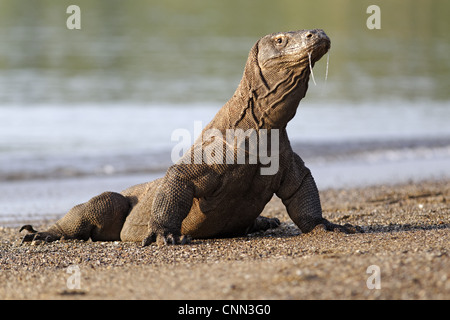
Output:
[[19, 225, 38, 234], [142, 232, 191, 247], [312, 221, 364, 234]]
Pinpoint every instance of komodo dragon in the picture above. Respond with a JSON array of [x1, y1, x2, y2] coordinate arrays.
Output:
[[21, 29, 359, 246]]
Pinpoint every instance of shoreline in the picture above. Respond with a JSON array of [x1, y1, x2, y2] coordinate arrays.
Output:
[[1, 135, 450, 226], [0, 179, 449, 299]]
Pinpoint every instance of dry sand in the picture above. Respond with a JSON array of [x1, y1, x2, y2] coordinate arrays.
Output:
[[0, 179, 449, 300]]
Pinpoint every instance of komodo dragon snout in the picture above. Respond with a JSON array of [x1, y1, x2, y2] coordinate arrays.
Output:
[[20, 29, 361, 246]]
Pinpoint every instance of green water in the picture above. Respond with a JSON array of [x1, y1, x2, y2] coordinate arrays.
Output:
[[0, 0, 448, 104]]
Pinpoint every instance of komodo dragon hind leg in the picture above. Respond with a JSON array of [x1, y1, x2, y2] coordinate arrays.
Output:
[[20, 191, 130, 244]]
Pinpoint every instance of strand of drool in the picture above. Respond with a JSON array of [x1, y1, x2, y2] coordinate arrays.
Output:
[[308, 52, 317, 86]]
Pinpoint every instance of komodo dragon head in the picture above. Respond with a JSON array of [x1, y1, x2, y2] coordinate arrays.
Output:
[[235, 29, 330, 129]]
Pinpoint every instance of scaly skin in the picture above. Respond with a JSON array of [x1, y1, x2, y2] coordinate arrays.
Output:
[[21, 29, 361, 246]]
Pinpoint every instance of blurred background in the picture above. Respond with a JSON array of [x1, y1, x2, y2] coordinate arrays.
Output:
[[0, 0, 449, 223]]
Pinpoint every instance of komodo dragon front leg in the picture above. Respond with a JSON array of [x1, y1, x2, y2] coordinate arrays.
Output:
[[278, 153, 360, 234], [141, 167, 195, 246]]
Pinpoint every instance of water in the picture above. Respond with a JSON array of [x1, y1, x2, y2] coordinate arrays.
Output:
[[0, 0, 449, 224]]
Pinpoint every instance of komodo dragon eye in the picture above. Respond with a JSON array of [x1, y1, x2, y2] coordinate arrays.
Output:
[[275, 37, 284, 44], [274, 35, 288, 49]]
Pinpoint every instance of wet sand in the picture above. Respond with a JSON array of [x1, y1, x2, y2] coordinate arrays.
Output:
[[0, 179, 449, 300]]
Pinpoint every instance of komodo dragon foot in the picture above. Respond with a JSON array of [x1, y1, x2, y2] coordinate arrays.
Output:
[[142, 232, 191, 246], [313, 219, 364, 234], [19, 225, 62, 244], [245, 216, 281, 234]]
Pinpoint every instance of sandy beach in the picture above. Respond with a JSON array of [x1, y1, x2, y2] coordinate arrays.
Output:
[[0, 179, 448, 300]]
